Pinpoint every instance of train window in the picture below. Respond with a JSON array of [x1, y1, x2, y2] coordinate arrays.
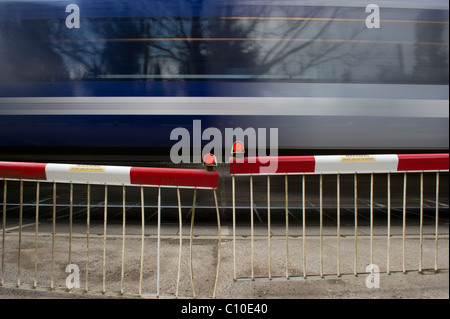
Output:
[[0, 5, 448, 85]]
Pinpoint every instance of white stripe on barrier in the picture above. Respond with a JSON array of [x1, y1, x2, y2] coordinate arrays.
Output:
[[314, 154, 399, 174], [45, 164, 132, 185]]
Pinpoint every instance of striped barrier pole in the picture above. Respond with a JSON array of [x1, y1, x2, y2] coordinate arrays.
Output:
[[230, 153, 449, 175], [0, 162, 218, 188]]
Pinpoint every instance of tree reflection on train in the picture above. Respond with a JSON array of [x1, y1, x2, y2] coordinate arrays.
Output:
[[0, 2, 447, 85]]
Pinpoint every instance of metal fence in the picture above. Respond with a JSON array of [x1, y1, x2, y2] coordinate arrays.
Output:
[[229, 154, 449, 281], [0, 161, 220, 298]]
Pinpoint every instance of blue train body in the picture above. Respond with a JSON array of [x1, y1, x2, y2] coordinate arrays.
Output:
[[0, 0, 448, 161]]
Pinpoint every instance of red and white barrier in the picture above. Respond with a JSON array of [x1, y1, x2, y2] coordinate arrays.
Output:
[[229, 153, 449, 175], [0, 161, 218, 188]]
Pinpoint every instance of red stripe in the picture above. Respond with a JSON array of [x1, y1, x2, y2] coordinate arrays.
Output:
[[130, 167, 219, 188], [397, 154, 449, 171], [229, 156, 316, 174], [0, 161, 47, 180]]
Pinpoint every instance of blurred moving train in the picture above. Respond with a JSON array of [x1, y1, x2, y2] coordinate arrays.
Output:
[[0, 0, 448, 164]]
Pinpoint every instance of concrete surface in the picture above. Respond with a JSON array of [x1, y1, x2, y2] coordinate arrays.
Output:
[[0, 223, 448, 299]]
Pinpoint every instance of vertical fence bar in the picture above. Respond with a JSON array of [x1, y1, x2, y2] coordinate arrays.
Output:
[[139, 186, 145, 296], [120, 185, 126, 295], [419, 172, 424, 273], [102, 184, 108, 294], [285, 174, 289, 279], [387, 173, 391, 275], [319, 174, 323, 278], [402, 173, 407, 274], [176, 187, 182, 298], [370, 173, 374, 272], [267, 175, 272, 280], [337, 173, 341, 277], [302, 175, 306, 279], [232, 175, 236, 281], [354, 174, 358, 276], [156, 186, 162, 297], [189, 188, 197, 298], [250, 175, 254, 280], [51, 181, 56, 289], [34, 181, 40, 288], [85, 183, 90, 292], [435, 172, 439, 272], [17, 180, 23, 287], [1, 180, 6, 286], [68, 182, 73, 267], [213, 189, 221, 298]]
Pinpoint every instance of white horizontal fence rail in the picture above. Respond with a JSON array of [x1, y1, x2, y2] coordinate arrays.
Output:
[[229, 154, 449, 281], [0, 161, 220, 298]]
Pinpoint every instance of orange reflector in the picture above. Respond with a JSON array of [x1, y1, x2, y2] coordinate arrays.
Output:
[[204, 154, 216, 165], [233, 141, 244, 153]]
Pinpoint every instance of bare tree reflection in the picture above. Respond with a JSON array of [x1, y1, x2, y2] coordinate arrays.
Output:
[[412, 10, 449, 84], [0, 2, 448, 85], [0, 17, 68, 82]]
